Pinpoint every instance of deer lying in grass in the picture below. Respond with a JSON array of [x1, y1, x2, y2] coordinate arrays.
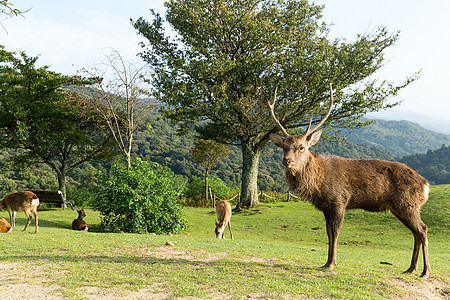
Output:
[[0, 218, 12, 233], [72, 208, 89, 231], [268, 84, 431, 278], [215, 200, 233, 239], [0, 191, 39, 233]]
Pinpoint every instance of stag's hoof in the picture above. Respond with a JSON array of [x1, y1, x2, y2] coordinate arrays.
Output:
[[402, 268, 415, 274], [321, 264, 334, 271]]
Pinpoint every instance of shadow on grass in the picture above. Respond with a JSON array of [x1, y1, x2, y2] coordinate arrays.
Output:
[[7, 217, 71, 230]]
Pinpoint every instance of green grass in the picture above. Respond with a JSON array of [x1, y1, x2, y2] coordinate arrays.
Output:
[[0, 185, 448, 299]]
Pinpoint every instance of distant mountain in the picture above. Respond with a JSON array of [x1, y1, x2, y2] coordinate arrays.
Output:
[[366, 110, 450, 135], [343, 119, 450, 158]]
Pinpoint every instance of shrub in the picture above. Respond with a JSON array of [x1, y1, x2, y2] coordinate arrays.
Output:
[[93, 158, 186, 234]]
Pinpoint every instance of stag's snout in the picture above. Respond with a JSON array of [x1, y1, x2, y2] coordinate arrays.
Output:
[[282, 157, 294, 168]]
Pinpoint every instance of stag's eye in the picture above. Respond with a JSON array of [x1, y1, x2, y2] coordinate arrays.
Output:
[[298, 145, 305, 152]]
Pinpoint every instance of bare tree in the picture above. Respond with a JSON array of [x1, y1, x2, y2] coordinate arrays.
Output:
[[268, 84, 431, 278], [77, 48, 154, 168]]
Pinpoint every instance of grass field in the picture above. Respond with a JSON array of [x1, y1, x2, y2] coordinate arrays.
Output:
[[0, 185, 449, 299]]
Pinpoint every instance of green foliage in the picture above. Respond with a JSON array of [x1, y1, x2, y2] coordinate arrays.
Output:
[[93, 158, 186, 234], [400, 144, 450, 184], [191, 138, 231, 175], [183, 174, 233, 206]]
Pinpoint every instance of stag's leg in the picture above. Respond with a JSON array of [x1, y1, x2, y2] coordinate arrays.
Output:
[[419, 224, 431, 278], [391, 208, 431, 278], [228, 221, 234, 240], [322, 210, 345, 270]]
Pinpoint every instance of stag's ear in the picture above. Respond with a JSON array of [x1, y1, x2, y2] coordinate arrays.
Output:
[[306, 129, 322, 146], [269, 134, 284, 148]]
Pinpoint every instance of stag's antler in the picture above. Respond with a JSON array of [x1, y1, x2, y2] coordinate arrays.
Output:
[[268, 84, 334, 137], [268, 86, 290, 137], [302, 83, 334, 137]]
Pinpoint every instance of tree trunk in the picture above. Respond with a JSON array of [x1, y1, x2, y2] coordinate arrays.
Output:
[[126, 152, 132, 169], [240, 139, 261, 208], [204, 171, 209, 206], [126, 132, 133, 169]]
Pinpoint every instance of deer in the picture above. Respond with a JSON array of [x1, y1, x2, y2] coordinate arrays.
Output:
[[72, 208, 89, 231], [0, 218, 12, 233], [0, 191, 39, 233], [268, 84, 431, 278], [215, 200, 234, 239]]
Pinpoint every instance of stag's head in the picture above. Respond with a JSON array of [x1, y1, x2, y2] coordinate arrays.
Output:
[[268, 84, 333, 171]]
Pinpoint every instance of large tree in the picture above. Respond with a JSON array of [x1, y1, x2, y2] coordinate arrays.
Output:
[[133, 0, 417, 207], [0, 46, 116, 198]]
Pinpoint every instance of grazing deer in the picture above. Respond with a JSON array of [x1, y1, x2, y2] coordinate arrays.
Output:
[[268, 84, 431, 278], [215, 200, 234, 239], [72, 208, 89, 231], [0, 191, 39, 233]]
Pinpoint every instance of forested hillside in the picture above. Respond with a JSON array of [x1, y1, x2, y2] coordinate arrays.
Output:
[[343, 119, 450, 157], [1, 112, 448, 199], [400, 144, 450, 185]]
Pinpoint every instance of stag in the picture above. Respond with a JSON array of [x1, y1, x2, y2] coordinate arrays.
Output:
[[268, 84, 431, 278]]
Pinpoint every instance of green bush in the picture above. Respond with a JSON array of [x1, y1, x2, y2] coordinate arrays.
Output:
[[93, 158, 186, 234]]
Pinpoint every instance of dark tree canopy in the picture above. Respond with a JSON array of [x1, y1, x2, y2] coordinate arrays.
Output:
[[133, 0, 417, 207]]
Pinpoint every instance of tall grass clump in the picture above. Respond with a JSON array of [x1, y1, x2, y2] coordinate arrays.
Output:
[[92, 158, 186, 234]]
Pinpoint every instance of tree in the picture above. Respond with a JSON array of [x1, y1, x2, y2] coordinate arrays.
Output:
[[0, 46, 116, 199], [190, 138, 230, 205], [76, 48, 154, 169], [132, 0, 417, 207]]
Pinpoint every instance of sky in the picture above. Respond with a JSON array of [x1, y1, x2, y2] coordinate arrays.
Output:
[[1, 0, 449, 131]]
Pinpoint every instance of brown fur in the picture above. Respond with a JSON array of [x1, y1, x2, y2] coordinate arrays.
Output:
[[268, 85, 431, 278], [72, 209, 88, 231], [215, 200, 233, 239], [0, 218, 12, 233], [0, 191, 39, 233]]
